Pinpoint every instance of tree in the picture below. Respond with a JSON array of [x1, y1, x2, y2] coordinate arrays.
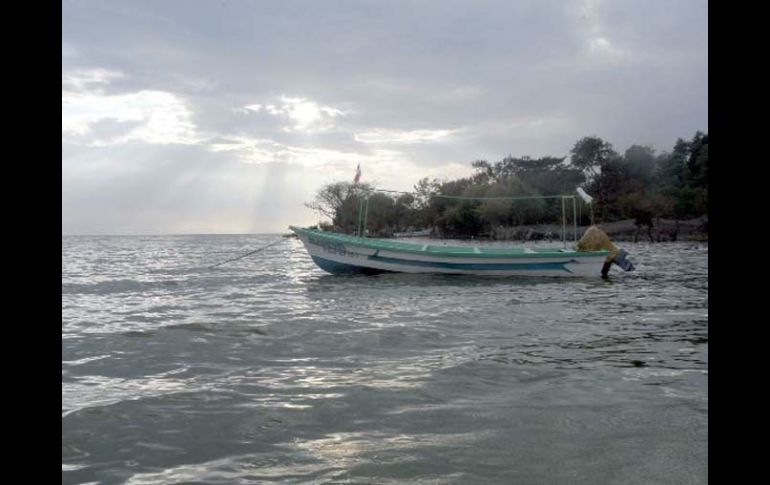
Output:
[[475, 179, 544, 228], [570, 136, 618, 179], [304, 181, 373, 233], [623, 145, 656, 186], [570, 136, 621, 222], [305, 131, 708, 239], [470, 160, 493, 184], [685, 131, 708, 188], [657, 138, 688, 191], [654, 132, 708, 218]]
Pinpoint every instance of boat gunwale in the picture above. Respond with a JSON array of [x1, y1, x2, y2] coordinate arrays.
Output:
[[290, 226, 609, 259]]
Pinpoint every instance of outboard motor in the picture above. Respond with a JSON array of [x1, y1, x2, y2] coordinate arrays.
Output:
[[578, 225, 635, 279], [613, 249, 635, 272]]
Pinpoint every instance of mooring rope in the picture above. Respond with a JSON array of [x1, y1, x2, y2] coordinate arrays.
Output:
[[208, 239, 285, 269]]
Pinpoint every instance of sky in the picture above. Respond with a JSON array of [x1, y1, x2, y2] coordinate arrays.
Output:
[[62, 0, 708, 234]]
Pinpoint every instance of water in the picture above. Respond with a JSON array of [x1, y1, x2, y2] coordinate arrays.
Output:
[[62, 235, 708, 484]]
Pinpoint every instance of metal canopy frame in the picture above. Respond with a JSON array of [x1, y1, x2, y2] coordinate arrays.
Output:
[[354, 188, 579, 246]]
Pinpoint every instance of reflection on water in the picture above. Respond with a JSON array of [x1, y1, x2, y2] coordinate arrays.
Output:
[[63, 236, 707, 484]]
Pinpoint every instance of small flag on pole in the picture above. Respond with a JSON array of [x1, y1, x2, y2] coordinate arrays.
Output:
[[353, 163, 361, 184]]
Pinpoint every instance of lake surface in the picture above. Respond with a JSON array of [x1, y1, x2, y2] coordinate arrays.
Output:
[[62, 235, 708, 484]]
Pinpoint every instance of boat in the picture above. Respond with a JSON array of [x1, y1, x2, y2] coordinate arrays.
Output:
[[289, 225, 611, 277]]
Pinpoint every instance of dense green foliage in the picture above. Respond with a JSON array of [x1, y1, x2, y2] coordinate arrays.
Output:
[[306, 132, 708, 237]]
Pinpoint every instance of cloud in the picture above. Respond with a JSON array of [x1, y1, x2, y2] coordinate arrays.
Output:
[[207, 134, 402, 173], [588, 36, 621, 57], [62, 68, 123, 91], [237, 96, 345, 133], [354, 128, 459, 144], [62, 89, 199, 145], [62, 69, 199, 145]]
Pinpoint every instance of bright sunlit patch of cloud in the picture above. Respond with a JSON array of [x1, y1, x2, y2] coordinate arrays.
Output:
[[207, 135, 281, 153], [204, 131, 472, 192], [354, 128, 458, 144], [588, 36, 622, 57], [237, 95, 345, 132], [202, 133, 458, 192], [62, 68, 199, 146], [590, 37, 611, 50], [207, 134, 401, 171], [62, 89, 199, 145], [234, 104, 263, 114]]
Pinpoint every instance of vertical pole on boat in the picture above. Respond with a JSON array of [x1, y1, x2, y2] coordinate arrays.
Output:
[[362, 197, 369, 237], [578, 198, 582, 228], [356, 197, 364, 236], [572, 196, 577, 243], [561, 196, 566, 248]]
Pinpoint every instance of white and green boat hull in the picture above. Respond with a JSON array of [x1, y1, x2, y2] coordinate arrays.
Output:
[[290, 226, 609, 278]]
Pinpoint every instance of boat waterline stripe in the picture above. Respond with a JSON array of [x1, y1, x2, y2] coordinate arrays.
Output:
[[310, 254, 576, 273], [311, 256, 386, 274], [368, 254, 575, 272]]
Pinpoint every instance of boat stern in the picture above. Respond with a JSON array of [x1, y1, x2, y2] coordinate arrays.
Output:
[[577, 225, 636, 278]]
